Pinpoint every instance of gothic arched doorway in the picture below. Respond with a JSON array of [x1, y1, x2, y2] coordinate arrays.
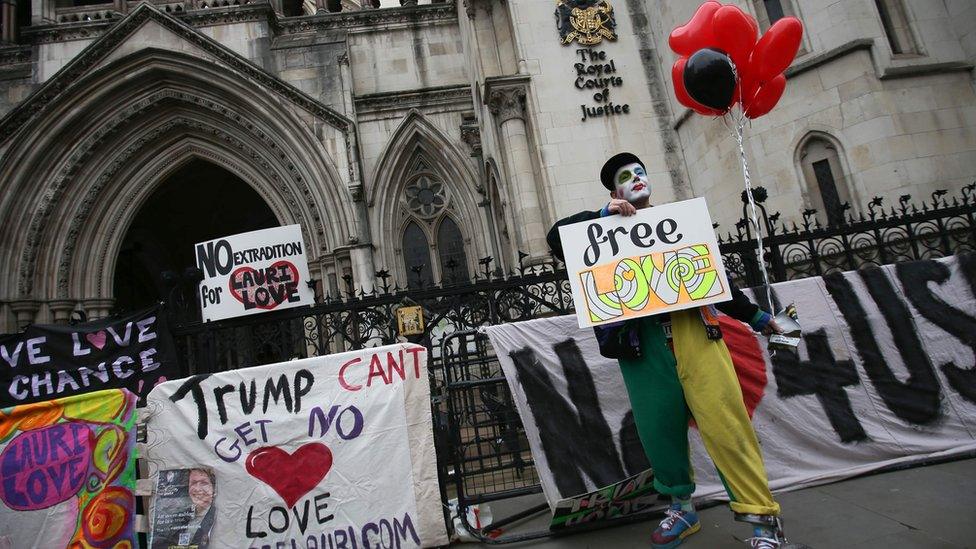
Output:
[[113, 159, 278, 312]]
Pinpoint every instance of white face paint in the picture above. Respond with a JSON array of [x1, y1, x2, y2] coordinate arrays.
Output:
[[613, 162, 651, 204]]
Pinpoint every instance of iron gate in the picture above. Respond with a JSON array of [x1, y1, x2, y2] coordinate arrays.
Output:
[[159, 185, 976, 541]]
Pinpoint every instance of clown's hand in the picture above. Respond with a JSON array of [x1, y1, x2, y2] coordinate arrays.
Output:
[[608, 198, 637, 216], [762, 318, 784, 336]]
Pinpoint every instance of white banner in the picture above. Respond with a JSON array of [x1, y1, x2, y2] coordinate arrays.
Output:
[[195, 224, 315, 322], [143, 343, 448, 548], [484, 255, 976, 508], [558, 197, 731, 328]]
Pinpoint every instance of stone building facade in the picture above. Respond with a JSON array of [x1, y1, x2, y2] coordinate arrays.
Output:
[[0, 0, 973, 331]]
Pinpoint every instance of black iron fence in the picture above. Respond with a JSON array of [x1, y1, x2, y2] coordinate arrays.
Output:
[[164, 183, 976, 540], [722, 183, 976, 287]]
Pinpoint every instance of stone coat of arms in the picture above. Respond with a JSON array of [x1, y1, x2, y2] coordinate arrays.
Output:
[[555, 0, 618, 46]]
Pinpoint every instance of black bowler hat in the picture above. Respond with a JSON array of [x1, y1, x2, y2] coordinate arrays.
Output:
[[600, 152, 645, 191]]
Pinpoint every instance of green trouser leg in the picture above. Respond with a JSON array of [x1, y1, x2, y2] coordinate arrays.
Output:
[[617, 318, 695, 498]]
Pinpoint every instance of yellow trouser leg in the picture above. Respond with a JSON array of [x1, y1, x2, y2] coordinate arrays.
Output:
[[670, 309, 780, 516]]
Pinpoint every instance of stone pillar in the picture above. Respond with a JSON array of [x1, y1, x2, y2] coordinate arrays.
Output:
[[1, 0, 16, 44], [486, 79, 548, 261], [32, 0, 55, 25], [49, 300, 77, 324], [9, 300, 39, 329], [337, 51, 376, 294], [349, 244, 376, 295], [83, 298, 115, 321]]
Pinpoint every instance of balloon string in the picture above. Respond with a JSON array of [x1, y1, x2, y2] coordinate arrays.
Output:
[[730, 108, 774, 313]]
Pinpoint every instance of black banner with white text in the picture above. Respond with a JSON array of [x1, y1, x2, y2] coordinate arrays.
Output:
[[0, 305, 178, 406]]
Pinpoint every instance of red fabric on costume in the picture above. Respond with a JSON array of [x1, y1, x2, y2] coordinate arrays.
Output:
[[718, 315, 768, 418]]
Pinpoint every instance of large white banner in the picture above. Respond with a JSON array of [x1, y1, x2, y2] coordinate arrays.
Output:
[[143, 343, 449, 548], [558, 197, 731, 328], [484, 255, 976, 509], [195, 224, 315, 322]]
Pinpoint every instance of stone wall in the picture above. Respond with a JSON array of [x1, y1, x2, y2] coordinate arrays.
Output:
[[504, 0, 679, 225], [652, 0, 976, 229]]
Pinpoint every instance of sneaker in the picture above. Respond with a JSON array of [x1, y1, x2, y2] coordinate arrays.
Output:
[[745, 536, 780, 549], [651, 504, 701, 549]]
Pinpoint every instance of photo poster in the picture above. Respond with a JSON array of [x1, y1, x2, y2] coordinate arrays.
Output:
[[143, 342, 449, 549], [558, 197, 731, 328], [150, 468, 217, 549], [195, 224, 315, 322], [0, 305, 177, 407], [0, 388, 138, 549]]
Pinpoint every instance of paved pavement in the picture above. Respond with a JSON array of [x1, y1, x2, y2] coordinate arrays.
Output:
[[469, 457, 976, 548]]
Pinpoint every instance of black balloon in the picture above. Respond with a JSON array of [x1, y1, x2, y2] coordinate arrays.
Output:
[[683, 48, 736, 111]]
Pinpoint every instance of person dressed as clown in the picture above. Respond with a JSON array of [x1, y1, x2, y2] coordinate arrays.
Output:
[[547, 152, 793, 549]]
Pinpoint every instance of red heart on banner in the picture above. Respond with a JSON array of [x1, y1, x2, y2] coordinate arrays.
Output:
[[228, 261, 300, 310], [245, 443, 333, 508], [86, 330, 107, 349]]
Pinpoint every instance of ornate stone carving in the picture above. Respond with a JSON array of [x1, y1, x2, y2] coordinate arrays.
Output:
[[2, 4, 352, 144], [459, 113, 481, 157], [486, 86, 525, 123], [48, 299, 78, 323], [353, 85, 472, 114], [275, 1, 455, 34], [82, 297, 115, 320], [9, 300, 39, 327], [0, 45, 31, 66], [349, 183, 364, 202], [11, 88, 329, 298], [404, 174, 446, 218]]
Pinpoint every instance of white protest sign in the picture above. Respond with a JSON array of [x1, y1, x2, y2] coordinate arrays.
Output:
[[144, 343, 449, 549], [195, 224, 315, 322], [558, 197, 731, 328]]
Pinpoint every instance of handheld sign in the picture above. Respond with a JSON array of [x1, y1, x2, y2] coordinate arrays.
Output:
[[195, 225, 315, 322], [558, 197, 731, 328]]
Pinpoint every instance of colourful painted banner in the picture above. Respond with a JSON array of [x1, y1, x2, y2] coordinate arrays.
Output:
[[557, 197, 731, 328], [0, 389, 138, 548], [144, 343, 448, 548]]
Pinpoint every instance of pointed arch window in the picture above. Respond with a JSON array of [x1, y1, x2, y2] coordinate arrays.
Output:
[[798, 136, 853, 227], [402, 221, 435, 289], [397, 153, 471, 287], [437, 217, 468, 285]]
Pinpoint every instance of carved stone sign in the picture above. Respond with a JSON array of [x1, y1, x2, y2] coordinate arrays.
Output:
[[555, 0, 618, 46], [556, 2, 630, 122]]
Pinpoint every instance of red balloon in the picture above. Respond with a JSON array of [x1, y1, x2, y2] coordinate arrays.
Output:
[[746, 9, 759, 38], [745, 74, 786, 119], [750, 17, 804, 84], [736, 63, 761, 108], [669, 1, 721, 57], [672, 58, 724, 116], [711, 5, 758, 70]]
